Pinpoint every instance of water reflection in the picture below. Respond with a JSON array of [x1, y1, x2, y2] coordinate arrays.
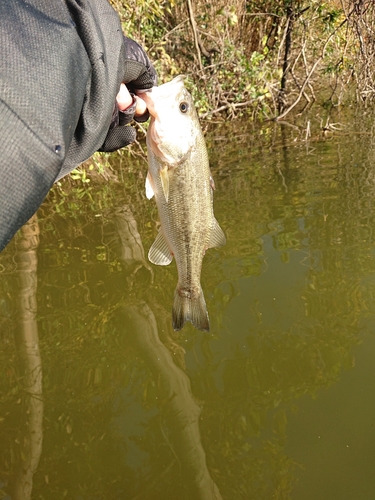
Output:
[[1, 111, 375, 498], [117, 302, 222, 500], [109, 204, 222, 498], [0, 203, 222, 499], [5, 216, 43, 499]]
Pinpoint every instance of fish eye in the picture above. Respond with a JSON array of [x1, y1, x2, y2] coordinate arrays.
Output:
[[179, 101, 189, 113]]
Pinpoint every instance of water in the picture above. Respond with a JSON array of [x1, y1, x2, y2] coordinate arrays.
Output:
[[1, 108, 375, 499]]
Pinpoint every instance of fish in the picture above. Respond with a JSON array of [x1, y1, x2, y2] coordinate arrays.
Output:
[[139, 75, 226, 331]]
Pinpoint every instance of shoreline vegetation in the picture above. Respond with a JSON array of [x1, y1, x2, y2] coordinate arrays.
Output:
[[75, 0, 375, 180], [111, 0, 375, 121]]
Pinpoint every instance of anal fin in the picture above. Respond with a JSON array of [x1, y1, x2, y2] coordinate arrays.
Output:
[[148, 229, 173, 266], [208, 219, 226, 248]]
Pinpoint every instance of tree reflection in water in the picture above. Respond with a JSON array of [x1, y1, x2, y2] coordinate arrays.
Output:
[[8, 215, 43, 500]]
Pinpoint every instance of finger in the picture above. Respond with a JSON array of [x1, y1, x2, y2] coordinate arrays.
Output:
[[116, 83, 133, 111], [134, 95, 147, 117]]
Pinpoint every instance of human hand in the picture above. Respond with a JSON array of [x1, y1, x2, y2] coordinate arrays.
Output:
[[116, 83, 147, 117], [99, 37, 156, 153], [121, 36, 157, 92]]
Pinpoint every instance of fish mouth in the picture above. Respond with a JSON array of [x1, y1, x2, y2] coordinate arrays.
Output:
[[151, 75, 186, 99], [139, 75, 186, 104]]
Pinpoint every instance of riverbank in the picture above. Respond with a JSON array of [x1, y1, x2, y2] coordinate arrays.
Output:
[[111, 0, 375, 121]]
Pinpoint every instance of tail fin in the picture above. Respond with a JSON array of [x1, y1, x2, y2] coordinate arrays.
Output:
[[172, 286, 209, 332]]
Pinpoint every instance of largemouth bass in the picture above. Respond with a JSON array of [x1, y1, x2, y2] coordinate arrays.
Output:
[[140, 76, 225, 331]]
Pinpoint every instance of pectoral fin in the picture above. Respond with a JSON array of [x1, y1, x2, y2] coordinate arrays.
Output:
[[160, 165, 170, 203], [145, 172, 155, 200], [208, 219, 226, 248], [148, 229, 173, 265]]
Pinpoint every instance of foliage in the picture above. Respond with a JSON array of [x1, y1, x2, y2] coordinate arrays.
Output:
[[108, 0, 375, 122]]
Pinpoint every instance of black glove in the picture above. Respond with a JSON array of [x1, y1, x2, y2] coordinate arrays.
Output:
[[122, 36, 157, 92], [98, 117, 136, 152], [99, 37, 157, 153]]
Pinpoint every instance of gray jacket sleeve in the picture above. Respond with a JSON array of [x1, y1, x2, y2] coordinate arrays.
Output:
[[0, 0, 127, 251]]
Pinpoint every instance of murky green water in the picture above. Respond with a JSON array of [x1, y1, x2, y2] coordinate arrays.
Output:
[[1, 108, 375, 499]]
